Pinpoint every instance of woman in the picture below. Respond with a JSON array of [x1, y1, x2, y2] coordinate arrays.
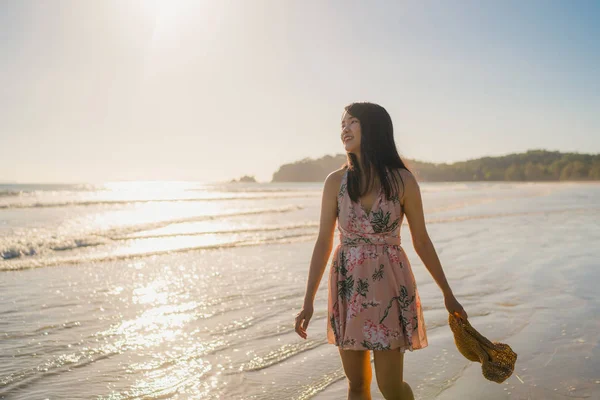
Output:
[[294, 102, 468, 400]]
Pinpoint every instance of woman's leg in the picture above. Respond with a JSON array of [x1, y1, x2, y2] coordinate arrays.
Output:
[[372, 348, 414, 400], [338, 348, 373, 400]]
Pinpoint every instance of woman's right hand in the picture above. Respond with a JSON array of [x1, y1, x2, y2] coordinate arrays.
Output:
[[294, 303, 314, 340]]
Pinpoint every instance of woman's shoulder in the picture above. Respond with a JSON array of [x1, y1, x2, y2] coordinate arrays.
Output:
[[387, 167, 419, 203], [388, 167, 418, 185], [329, 165, 348, 179], [324, 167, 347, 191]]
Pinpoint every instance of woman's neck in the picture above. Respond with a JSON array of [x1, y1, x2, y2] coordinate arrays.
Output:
[[354, 154, 365, 172], [356, 161, 379, 188]]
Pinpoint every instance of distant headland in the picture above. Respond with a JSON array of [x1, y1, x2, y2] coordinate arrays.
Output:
[[229, 175, 257, 183], [270, 150, 600, 182]]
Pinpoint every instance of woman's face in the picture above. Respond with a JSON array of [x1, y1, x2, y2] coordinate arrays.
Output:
[[341, 110, 361, 153]]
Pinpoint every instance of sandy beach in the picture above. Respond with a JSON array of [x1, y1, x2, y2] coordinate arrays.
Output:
[[1, 181, 599, 399]]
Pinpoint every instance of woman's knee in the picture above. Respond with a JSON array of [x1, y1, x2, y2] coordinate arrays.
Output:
[[378, 381, 414, 400], [338, 348, 372, 392], [348, 376, 371, 393]]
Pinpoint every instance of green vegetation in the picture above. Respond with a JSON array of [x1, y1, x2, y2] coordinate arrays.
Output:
[[271, 150, 600, 182], [230, 175, 257, 183]]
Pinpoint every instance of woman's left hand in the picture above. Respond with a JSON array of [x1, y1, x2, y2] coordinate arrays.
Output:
[[445, 293, 468, 321]]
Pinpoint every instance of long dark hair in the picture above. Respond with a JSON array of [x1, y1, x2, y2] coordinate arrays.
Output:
[[342, 102, 411, 203]]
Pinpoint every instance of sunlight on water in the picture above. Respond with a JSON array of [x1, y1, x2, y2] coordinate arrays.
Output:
[[126, 220, 242, 238], [91, 268, 230, 399], [112, 234, 242, 255], [102, 181, 201, 190], [1, 181, 599, 399]]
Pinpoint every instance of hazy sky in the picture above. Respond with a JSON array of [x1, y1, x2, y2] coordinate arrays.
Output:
[[1, 0, 599, 183]]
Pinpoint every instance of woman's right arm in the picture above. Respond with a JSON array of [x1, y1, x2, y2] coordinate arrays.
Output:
[[295, 170, 340, 339]]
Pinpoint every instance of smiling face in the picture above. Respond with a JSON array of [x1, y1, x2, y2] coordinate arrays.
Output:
[[341, 110, 361, 153]]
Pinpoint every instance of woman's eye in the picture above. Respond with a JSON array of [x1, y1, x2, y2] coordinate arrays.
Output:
[[341, 120, 357, 129]]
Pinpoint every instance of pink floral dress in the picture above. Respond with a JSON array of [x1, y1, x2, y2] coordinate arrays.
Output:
[[327, 168, 429, 352]]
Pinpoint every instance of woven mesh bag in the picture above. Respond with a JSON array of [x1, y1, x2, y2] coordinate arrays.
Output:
[[448, 313, 517, 383]]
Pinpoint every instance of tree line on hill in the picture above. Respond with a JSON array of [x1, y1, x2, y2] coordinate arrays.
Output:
[[271, 150, 600, 182]]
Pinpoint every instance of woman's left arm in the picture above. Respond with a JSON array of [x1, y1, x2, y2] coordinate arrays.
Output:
[[400, 170, 468, 320]]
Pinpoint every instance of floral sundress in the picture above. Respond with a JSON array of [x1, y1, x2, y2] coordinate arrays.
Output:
[[326, 167, 428, 352]]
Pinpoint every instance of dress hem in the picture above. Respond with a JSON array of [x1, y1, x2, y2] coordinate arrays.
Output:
[[327, 340, 429, 353]]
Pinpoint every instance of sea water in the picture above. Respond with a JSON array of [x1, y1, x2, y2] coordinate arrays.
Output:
[[1, 180, 599, 399]]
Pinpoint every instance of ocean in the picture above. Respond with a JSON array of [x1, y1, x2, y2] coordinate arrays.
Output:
[[1, 180, 599, 399]]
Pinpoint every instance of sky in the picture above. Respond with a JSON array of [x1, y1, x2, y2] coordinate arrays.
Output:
[[1, 0, 599, 184]]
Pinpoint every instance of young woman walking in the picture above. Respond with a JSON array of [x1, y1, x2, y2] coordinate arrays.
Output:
[[294, 102, 468, 400]]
